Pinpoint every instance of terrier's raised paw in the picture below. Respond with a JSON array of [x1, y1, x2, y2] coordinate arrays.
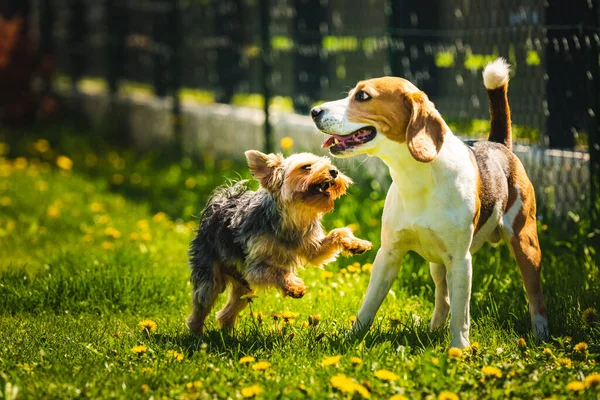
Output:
[[283, 281, 308, 298], [343, 238, 372, 255]]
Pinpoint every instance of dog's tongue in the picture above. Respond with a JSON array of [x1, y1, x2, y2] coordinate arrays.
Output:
[[321, 136, 337, 149]]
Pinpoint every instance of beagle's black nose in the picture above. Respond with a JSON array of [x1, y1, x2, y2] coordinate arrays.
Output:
[[310, 106, 323, 120], [329, 169, 338, 178]]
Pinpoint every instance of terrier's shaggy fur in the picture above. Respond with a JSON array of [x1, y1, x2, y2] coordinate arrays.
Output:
[[187, 150, 372, 335]]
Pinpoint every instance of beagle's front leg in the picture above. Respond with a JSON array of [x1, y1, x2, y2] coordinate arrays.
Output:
[[350, 247, 405, 339], [446, 255, 473, 348]]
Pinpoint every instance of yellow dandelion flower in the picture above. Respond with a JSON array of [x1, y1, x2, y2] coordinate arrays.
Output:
[[185, 177, 197, 189], [543, 348, 553, 356], [47, 206, 60, 218], [321, 270, 334, 279], [280, 136, 294, 149], [153, 212, 166, 223], [574, 342, 588, 352], [131, 345, 147, 354], [430, 357, 440, 366], [0, 196, 12, 206], [111, 174, 124, 185], [239, 356, 256, 364], [186, 381, 203, 390], [279, 311, 299, 321], [448, 347, 463, 360], [241, 384, 263, 398], [330, 374, 356, 394], [140, 384, 149, 393], [389, 395, 409, 400], [166, 350, 184, 362], [104, 227, 121, 239], [252, 361, 271, 371], [56, 155, 73, 170], [556, 357, 572, 368], [354, 383, 370, 398], [90, 202, 104, 213], [141, 232, 152, 242], [129, 232, 140, 241], [138, 319, 157, 332], [375, 369, 399, 381], [97, 215, 110, 224], [102, 241, 114, 250], [83, 234, 94, 243], [14, 157, 28, 170], [566, 381, 585, 392], [85, 153, 98, 167], [563, 336, 572, 344], [469, 342, 480, 354], [36, 180, 48, 192], [347, 264, 360, 273], [584, 373, 600, 388], [350, 357, 363, 365], [438, 391, 459, 400], [0, 142, 9, 156], [141, 367, 153, 375], [322, 355, 342, 367], [482, 366, 502, 378], [362, 263, 373, 273], [517, 338, 526, 349], [130, 173, 142, 184], [308, 314, 321, 327], [33, 139, 50, 153], [137, 220, 149, 230], [349, 315, 356, 323]]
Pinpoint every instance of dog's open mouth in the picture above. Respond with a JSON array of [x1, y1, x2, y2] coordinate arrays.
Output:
[[310, 181, 333, 196], [321, 126, 377, 154]]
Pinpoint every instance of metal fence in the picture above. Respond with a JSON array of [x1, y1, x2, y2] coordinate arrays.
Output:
[[34, 0, 600, 217]]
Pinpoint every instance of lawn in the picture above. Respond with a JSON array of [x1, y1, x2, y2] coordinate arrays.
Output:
[[0, 126, 599, 399]]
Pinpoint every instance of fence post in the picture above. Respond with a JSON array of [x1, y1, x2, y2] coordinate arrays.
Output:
[[153, 1, 168, 97], [68, 0, 87, 89], [106, 0, 126, 95], [293, 0, 326, 115], [170, 0, 183, 145], [259, 0, 273, 153], [586, 1, 600, 247], [40, 0, 54, 94], [215, 0, 243, 104]]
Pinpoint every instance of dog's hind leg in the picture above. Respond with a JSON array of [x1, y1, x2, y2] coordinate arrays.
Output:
[[216, 278, 252, 331], [187, 263, 224, 335], [429, 262, 450, 331], [501, 189, 548, 341]]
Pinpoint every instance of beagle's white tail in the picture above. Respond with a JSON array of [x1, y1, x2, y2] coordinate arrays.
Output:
[[483, 58, 512, 150]]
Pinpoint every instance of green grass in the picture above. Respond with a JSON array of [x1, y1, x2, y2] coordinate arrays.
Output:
[[0, 126, 599, 399]]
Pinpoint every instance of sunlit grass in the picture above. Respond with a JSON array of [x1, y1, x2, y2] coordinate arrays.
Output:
[[0, 127, 598, 398]]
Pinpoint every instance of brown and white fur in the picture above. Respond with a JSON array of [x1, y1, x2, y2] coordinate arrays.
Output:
[[187, 151, 372, 335], [311, 58, 548, 348]]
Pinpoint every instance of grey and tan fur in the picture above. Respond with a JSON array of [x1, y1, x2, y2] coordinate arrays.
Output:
[[187, 150, 372, 335]]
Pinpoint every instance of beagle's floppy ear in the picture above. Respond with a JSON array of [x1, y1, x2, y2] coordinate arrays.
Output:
[[405, 92, 445, 163], [245, 150, 284, 188]]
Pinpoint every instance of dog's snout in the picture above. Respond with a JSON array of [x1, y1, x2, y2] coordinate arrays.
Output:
[[329, 169, 338, 178], [310, 106, 323, 120]]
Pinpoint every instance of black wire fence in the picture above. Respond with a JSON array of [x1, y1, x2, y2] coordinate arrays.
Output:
[[35, 0, 600, 218]]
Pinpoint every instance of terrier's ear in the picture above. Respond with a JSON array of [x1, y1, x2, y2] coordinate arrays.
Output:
[[404, 91, 445, 163], [245, 150, 284, 188]]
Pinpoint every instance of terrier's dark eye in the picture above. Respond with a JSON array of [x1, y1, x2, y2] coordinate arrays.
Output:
[[300, 164, 312, 171], [354, 90, 371, 102]]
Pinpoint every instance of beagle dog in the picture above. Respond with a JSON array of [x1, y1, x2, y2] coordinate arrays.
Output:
[[311, 58, 548, 348]]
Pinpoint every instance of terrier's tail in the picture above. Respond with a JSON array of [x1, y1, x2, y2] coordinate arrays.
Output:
[[483, 58, 512, 150]]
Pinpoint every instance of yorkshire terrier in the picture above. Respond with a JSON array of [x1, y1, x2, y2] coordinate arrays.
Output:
[[187, 150, 372, 334]]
